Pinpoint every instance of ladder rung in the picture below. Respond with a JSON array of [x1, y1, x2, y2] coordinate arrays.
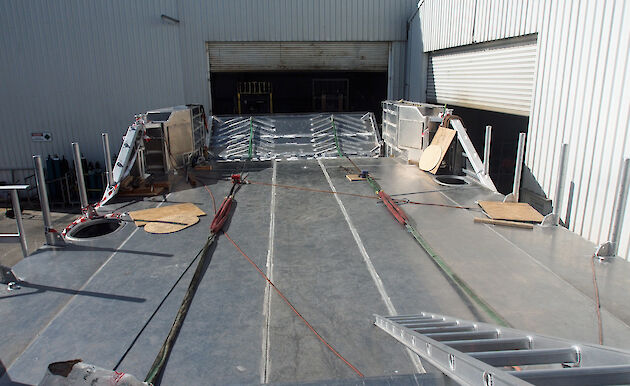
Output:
[[400, 321, 458, 328], [414, 325, 475, 334], [471, 348, 579, 366], [387, 315, 436, 322], [444, 337, 530, 352], [508, 365, 630, 386], [426, 330, 498, 342]]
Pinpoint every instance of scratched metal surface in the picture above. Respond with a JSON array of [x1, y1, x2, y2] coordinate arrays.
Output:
[[2, 158, 629, 385]]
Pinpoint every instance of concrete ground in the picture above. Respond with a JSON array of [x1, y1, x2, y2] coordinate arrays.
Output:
[[0, 208, 78, 267]]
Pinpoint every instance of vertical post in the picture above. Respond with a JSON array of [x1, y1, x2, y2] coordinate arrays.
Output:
[[609, 158, 630, 256], [33, 155, 55, 245], [542, 143, 569, 226], [504, 133, 526, 203], [72, 142, 89, 209], [483, 125, 492, 175], [10, 189, 28, 257], [102, 133, 113, 187]]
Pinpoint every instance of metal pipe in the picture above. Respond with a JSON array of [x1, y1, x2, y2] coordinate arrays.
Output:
[[72, 142, 89, 209], [10, 189, 28, 257], [33, 155, 55, 245], [511, 133, 526, 203], [483, 125, 492, 175], [609, 158, 630, 256], [102, 133, 113, 187], [552, 143, 569, 223]]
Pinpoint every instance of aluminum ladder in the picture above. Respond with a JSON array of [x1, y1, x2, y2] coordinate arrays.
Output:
[[375, 312, 630, 386]]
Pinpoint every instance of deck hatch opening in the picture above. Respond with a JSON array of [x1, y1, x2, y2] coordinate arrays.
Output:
[[66, 218, 123, 239], [435, 176, 469, 186]]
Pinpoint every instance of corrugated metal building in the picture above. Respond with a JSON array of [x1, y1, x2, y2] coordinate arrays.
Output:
[[405, 0, 630, 260], [0, 0, 416, 177]]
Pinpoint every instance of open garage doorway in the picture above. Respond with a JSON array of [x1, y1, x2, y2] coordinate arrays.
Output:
[[450, 105, 529, 194], [211, 71, 387, 116]]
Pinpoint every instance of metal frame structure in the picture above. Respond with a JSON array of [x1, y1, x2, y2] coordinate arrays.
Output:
[[450, 119, 497, 192], [376, 312, 630, 386]]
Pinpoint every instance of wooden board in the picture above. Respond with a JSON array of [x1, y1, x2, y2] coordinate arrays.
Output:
[[346, 174, 366, 181], [418, 145, 442, 171], [428, 126, 456, 174], [478, 201, 544, 223], [129, 203, 206, 227], [143, 214, 199, 234], [474, 217, 534, 229]]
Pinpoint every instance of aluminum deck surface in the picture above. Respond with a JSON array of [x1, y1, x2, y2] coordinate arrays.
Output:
[[2, 158, 630, 385]]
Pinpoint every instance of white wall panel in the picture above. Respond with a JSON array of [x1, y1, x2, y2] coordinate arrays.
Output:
[[419, 0, 542, 52]]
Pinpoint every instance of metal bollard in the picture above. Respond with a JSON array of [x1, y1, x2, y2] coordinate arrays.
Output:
[[102, 133, 113, 187], [11, 189, 28, 257], [598, 158, 630, 257], [483, 125, 492, 176], [504, 132, 526, 203], [0, 185, 29, 257], [72, 142, 89, 209], [542, 143, 569, 226], [33, 155, 65, 246]]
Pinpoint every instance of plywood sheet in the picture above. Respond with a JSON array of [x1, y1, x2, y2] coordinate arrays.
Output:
[[143, 214, 199, 234], [478, 201, 544, 223], [418, 145, 442, 171], [429, 126, 456, 174], [129, 203, 206, 227], [345, 174, 366, 181]]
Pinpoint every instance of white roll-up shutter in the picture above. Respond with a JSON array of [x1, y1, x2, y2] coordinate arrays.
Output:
[[427, 38, 537, 116], [207, 42, 389, 72]]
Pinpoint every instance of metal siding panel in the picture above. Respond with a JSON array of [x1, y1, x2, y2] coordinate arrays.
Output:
[[427, 39, 537, 116], [420, 0, 544, 51], [587, 1, 628, 241], [0, 0, 185, 171], [388, 41, 406, 100], [569, 1, 605, 235], [523, 1, 630, 260]]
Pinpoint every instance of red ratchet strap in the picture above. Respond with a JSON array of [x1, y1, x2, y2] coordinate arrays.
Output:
[[378, 191, 409, 225], [210, 196, 233, 233]]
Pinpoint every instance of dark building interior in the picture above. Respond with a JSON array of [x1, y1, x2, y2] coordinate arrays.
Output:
[[211, 71, 387, 117]]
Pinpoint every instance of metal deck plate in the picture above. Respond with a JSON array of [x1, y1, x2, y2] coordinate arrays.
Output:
[[2, 158, 629, 385]]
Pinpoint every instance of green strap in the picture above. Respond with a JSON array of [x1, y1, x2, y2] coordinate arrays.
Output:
[[145, 233, 217, 384], [366, 176, 382, 194], [364, 167, 509, 326], [404, 223, 510, 327], [247, 117, 254, 159], [331, 117, 343, 158]]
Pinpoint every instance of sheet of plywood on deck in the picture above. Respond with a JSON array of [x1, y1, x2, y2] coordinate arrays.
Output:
[[129, 203, 206, 227], [143, 214, 200, 234], [428, 126, 456, 174], [478, 201, 544, 223]]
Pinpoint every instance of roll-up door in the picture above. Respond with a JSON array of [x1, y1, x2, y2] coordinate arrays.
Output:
[[207, 42, 389, 72], [427, 37, 537, 116]]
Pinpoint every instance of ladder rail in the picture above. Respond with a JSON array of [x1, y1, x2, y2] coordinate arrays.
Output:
[[376, 312, 630, 386]]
